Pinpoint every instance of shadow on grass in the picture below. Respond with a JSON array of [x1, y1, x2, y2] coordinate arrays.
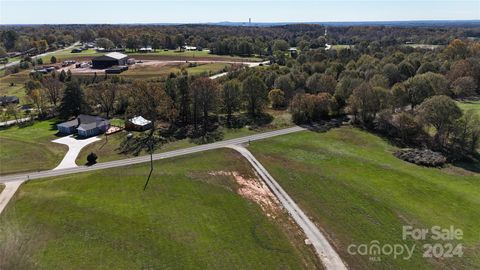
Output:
[[453, 155, 480, 174]]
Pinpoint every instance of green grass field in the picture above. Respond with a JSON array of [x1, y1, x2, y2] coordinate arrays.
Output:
[[330, 44, 354, 50], [40, 48, 261, 63], [0, 71, 29, 102], [403, 44, 444, 50], [457, 100, 480, 117], [122, 62, 232, 78], [0, 149, 320, 269], [0, 119, 67, 175], [249, 127, 480, 269]]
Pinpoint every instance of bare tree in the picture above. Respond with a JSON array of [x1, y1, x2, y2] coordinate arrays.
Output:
[[41, 75, 63, 108], [87, 82, 119, 118]]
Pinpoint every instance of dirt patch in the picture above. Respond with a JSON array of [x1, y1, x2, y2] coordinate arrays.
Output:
[[209, 171, 281, 218]]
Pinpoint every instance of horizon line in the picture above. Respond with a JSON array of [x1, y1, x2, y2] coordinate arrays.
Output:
[[1, 19, 480, 26]]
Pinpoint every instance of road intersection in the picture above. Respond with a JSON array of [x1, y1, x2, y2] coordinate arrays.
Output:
[[0, 125, 348, 269]]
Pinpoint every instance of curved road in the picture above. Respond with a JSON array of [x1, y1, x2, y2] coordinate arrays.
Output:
[[229, 145, 347, 270], [0, 126, 349, 269], [0, 41, 80, 70]]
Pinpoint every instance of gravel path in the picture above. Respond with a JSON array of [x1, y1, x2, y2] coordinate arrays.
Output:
[[228, 145, 347, 270]]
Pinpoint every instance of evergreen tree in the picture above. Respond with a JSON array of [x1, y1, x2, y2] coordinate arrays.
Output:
[[59, 80, 89, 119]]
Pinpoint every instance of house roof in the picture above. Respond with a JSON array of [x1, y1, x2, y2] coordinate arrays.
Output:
[[58, 114, 108, 130], [57, 118, 78, 128], [78, 114, 105, 124], [0, 96, 19, 103], [77, 122, 98, 131], [92, 52, 128, 62], [129, 116, 151, 126]]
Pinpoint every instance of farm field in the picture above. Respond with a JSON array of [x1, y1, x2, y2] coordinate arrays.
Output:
[[0, 71, 29, 102], [0, 149, 321, 269], [330, 44, 354, 50], [0, 119, 67, 175], [403, 44, 444, 50], [121, 62, 233, 78], [249, 127, 480, 269], [40, 48, 261, 63]]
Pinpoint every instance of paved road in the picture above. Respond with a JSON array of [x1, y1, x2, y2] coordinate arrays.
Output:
[[0, 117, 32, 127], [228, 145, 347, 270], [0, 180, 23, 214], [0, 126, 305, 183], [209, 60, 270, 79], [0, 41, 80, 70], [0, 126, 347, 269]]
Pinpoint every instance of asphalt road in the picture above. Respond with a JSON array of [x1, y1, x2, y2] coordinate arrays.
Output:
[[228, 145, 347, 270], [0, 126, 305, 183], [0, 41, 80, 70]]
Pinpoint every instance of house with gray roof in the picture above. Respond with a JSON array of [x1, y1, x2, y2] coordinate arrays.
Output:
[[0, 96, 20, 106], [57, 114, 109, 137]]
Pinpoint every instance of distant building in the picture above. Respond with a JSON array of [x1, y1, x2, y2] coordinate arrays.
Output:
[[105, 65, 128, 74], [0, 96, 19, 106], [183, 45, 197, 51], [91, 52, 128, 69], [126, 116, 152, 131], [139, 47, 153, 53], [288, 47, 298, 57], [71, 48, 84, 53], [57, 114, 109, 137]]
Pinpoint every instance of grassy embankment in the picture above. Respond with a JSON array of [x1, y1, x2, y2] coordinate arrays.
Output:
[[0, 149, 321, 269], [0, 119, 67, 175], [249, 127, 480, 269]]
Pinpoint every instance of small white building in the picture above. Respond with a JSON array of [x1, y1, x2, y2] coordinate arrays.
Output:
[[139, 47, 153, 53], [126, 116, 152, 131], [183, 45, 197, 51]]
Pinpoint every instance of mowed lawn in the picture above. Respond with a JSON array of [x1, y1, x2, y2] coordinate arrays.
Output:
[[122, 62, 232, 78], [0, 149, 320, 269], [249, 127, 480, 269], [457, 100, 480, 117], [0, 71, 29, 103], [0, 119, 67, 175]]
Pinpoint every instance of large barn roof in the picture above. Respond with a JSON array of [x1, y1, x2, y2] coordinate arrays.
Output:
[[104, 52, 128, 60]]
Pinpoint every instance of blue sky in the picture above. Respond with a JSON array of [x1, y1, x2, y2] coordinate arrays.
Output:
[[0, 0, 479, 24]]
